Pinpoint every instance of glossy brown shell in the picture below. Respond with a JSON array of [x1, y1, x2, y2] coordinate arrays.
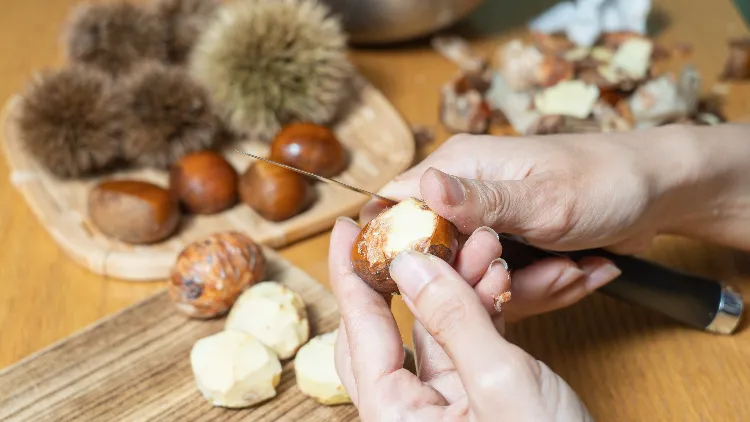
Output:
[[351, 199, 459, 295], [269, 122, 348, 177], [169, 231, 266, 318], [87, 179, 181, 244], [169, 150, 238, 215], [239, 161, 312, 222]]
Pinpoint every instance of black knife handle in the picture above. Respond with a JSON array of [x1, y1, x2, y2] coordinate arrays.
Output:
[[499, 238, 744, 334]]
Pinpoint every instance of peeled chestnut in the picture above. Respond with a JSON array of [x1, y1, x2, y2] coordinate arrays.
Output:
[[239, 161, 312, 222], [169, 231, 266, 319], [269, 123, 347, 177], [351, 197, 459, 295], [169, 150, 238, 215], [88, 179, 181, 244]]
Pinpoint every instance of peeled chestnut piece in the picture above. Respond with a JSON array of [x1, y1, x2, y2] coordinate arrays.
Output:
[[169, 150, 238, 215], [351, 197, 459, 295], [239, 161, 312, 222], [269, 123, 347, 177], [88, 180, 181, 244]]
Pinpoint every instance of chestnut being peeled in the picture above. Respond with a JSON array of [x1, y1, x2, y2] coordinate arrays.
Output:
[[351, 197, 460, 295], [269, 123, 347, 177]]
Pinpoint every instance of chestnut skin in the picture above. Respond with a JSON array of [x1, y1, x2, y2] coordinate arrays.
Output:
[[351, 198, 459, 295], [88, 179, 181, 244], [239, 160, 312, 222], [269, 122, 348, 178], [169, 231, 267, 319], [169, 150, 238, 215]]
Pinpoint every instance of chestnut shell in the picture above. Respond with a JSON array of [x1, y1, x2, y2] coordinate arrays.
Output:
[[351, 199, 459, 295], [169, 150, 238, 215], [239, 160, 312, 222], [88, 179, 181, 244], [269, 122, 347, 177], [169, 231, 266, 318]]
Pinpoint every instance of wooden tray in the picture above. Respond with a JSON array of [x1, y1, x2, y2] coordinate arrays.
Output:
[[0, 78, 414, 281], [0, 248, 359, 421]]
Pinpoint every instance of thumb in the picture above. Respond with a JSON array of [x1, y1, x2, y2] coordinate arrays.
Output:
[[389, 250, 518, 391], [419, 167, 549, 236]]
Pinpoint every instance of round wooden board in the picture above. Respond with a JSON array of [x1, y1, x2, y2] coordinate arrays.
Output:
[[0, 76, 415, 282]]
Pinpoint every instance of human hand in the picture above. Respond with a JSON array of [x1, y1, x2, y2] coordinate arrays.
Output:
[[329, 217, 592, 421], [359, 127, 696, 319]]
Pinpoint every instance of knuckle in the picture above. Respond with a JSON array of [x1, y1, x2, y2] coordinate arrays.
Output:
[[420, 282, 470, 344], [526, 177, 578, 243], [471, 350, 539, 398], [443, 134, 473, 149], [471, 363, 523, 403], [471, 181, 509, 226]]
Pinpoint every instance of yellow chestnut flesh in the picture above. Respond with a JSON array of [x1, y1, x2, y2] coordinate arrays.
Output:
[[351, 197, 459, 295]]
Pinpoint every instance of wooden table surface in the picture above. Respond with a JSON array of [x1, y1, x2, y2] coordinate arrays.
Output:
[[2, 0, 750, 420]]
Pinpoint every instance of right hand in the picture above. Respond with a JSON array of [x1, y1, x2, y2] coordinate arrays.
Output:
[[361, 126, 693, 320]]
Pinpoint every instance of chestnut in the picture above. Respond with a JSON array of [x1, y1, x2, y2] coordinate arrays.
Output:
[[169, 231, 267, 319], [239, 161, 312, 222], [269, 123, 347, 177], [87, 179, 181, 244], [351, 197, 459, 295], [169, 150, 238, 215]]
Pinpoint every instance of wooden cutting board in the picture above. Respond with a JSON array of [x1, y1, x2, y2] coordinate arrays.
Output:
[[0, 75, 415, 282], [0, 248, 359, 421]]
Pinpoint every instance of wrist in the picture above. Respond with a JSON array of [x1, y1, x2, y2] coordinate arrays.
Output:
[[636, 124, 750, 249]]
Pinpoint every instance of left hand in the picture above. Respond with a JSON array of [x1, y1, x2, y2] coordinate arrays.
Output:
[[328, 217, 592, 421]]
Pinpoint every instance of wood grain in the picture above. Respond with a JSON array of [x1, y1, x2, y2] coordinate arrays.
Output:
[[0, 248, 359, 421], [2, 0, 750, 421], [0, 75, 414, 281]]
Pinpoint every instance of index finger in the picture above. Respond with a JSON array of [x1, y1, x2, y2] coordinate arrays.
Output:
[[389, 251, 528, 392], [328, 217, 405, 389]]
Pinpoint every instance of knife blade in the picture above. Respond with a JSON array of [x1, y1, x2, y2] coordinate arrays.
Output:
[[732, 0, 750, 29], [234, 150, 744, 335], [233, 150, 397, 204]]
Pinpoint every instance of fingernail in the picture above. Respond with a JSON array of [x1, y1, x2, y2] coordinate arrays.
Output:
[[488, 257, 509, 271], [432, 168, 466, 206], [389, 251, 439, 299], [583, 263, 621, 290], [472, 226, 500, 241], [336, 216, 358, 226], [555, 267, 587, 289]]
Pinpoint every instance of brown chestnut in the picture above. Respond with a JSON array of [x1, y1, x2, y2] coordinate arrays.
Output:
[[269, 123, 347, 177], [351, 197, 459, 295], [239, 161, 312, 222], [169, 150, 238, 215], [169, 231, 266, 319], [87, 179, 181, 244]]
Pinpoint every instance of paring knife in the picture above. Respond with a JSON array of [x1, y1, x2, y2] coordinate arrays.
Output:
[[236, 151, 744, 335]]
